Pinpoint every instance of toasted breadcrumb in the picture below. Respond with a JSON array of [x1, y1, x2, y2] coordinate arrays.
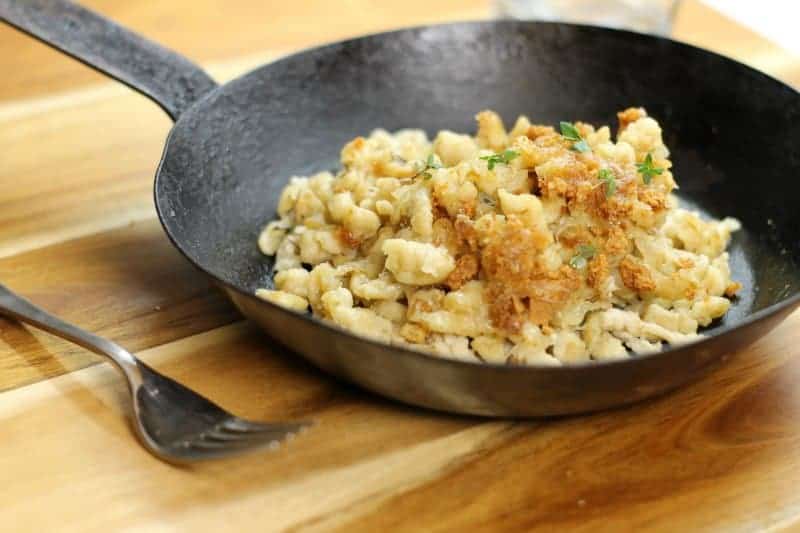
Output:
[[445, 254, 479, 290], [617, 107, 646, 133], [587, 253, 610, 290], [619, 255, 656, 293], [725, 281, 742, 297]]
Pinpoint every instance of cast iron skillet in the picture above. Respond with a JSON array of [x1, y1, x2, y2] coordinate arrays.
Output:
[[2, 0, 799, 417]]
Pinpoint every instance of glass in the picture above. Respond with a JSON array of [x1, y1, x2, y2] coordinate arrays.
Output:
[[495, 0, 682, 36]]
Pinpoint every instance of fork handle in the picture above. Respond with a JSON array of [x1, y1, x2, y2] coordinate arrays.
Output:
[[0, 283, 143, 387]]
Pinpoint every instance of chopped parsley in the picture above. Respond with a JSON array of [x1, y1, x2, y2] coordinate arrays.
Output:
[[560, 121, 590, 153], [636, 153, 664, 184], [597, 168, 617, 198], [414, 153, 442, 180], [480, 149, 519, 170], [569, 244, 596, 269]]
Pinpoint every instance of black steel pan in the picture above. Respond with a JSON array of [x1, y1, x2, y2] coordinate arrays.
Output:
[[3, 0, 799, 416]]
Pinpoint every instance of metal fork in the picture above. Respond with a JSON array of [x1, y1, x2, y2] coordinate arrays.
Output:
[[0, 283, 310, 462]]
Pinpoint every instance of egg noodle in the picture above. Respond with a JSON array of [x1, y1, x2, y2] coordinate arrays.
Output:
[[256, 108, 740, 365]]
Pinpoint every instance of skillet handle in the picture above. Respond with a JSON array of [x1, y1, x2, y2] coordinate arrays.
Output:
[[0, 0, 218, 121]]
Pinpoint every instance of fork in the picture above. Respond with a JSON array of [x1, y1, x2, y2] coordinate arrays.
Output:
[[0, 283, 310, 463]]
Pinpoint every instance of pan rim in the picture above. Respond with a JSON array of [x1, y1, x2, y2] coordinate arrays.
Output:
[[154, 19, 800, 372]]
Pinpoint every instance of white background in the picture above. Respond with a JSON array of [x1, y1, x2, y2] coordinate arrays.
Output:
[[703, 0, 800, 56]]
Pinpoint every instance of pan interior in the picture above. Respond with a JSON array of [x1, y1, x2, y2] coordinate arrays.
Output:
[[155, 21, 800, 339]]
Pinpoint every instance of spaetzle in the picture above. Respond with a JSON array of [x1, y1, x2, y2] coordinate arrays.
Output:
[[256, 108, 740, 365]]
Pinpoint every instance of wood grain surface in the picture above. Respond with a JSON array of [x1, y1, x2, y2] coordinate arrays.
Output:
[[0, 1, 798, 531]]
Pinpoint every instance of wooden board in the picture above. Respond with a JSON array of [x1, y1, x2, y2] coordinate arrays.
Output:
[[1, 1, 798, 531]]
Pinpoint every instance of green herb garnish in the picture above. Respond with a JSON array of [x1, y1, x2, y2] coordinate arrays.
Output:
[[636, 153, 664, 184], [569, 244, 596, 269], [414, 153, 442, 180], [480, 149, 520, 170], [597, 168, 617, 198], [560, 121, 590, 153]]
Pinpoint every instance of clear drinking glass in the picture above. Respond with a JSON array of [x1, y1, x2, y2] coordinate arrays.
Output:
[[495, 0, 682, 36]]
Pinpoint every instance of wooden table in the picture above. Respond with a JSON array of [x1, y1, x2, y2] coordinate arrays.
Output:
[[1, 1, 798, 531]]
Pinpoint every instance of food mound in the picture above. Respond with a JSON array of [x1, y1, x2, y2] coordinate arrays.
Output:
[[256, 108, 741, 365]]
